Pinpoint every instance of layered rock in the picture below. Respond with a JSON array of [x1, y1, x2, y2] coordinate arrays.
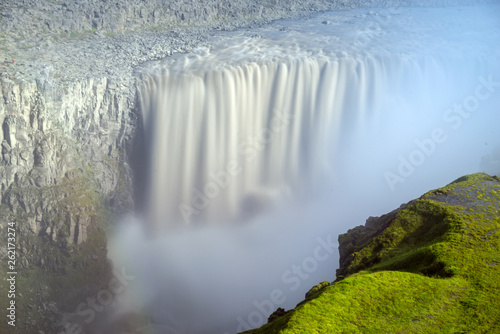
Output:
[[0, 70, 135, 333], [0, 70, 135, 241]]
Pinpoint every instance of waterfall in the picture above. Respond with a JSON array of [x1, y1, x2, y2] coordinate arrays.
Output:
[[105, 5, 500, 334], [137, 51, 482, 229]]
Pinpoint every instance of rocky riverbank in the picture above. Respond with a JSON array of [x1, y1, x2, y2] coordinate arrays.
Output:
[[1, 0, 495, 84]]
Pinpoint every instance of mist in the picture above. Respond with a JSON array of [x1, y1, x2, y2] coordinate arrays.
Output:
[[97, 4, 499, 334]]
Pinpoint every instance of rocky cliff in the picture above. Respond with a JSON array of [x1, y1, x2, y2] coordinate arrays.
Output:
[[244, 173, 500, 333], [0, 69, 135, 333], [0, 72, 135, 237], [2, 0, 492, 36]]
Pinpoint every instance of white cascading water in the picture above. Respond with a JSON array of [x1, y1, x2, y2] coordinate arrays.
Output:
[[102, 5, 500, 334], [138, 53, 474, 229]]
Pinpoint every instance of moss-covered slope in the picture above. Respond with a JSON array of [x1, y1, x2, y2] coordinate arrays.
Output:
[[243, 173, 500, 333]]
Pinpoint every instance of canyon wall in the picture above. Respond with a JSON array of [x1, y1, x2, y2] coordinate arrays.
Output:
[[0, 71, 135, 333], [0, 74, 134, 241]]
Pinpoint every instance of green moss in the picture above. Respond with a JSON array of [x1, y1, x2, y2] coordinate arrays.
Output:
[[244, 173, 500, 333], [304, 281, 330, 301], [249, 273, 471, 334]]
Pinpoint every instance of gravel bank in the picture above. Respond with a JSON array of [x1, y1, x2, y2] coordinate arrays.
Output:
[[0, 0, 495, 86]]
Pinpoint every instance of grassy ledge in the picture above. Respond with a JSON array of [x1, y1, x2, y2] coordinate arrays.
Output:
[[243, 173, 500, 333]]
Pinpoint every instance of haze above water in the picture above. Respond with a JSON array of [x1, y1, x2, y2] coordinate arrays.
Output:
[[103, 5, 500, 334]]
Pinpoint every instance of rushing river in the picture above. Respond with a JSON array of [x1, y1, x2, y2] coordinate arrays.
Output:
[[101, 5, 500, 334]]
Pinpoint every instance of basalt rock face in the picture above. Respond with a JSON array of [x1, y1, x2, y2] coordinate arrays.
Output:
[[336, 203, 409, 279], [0, 72, 135, 333], [0, 73, 135, 243]]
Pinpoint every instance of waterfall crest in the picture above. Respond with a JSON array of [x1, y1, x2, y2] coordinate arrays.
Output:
[[137, 50, 485, 229], [107, 5, 500, 334]]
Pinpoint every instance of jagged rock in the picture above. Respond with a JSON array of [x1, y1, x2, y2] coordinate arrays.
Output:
[[0, 73, 135, 245], [268, 308, 289, 323], [336, 203, 408, 279]]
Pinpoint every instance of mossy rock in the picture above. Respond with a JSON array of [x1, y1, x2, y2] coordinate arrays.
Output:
[[243, 173, 500, 333]]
